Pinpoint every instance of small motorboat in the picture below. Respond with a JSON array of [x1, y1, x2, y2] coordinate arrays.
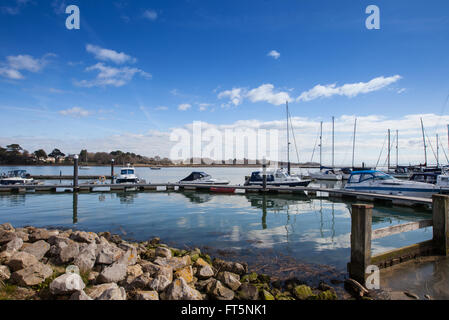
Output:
[[245, 168, 311, 187], [0, 170, 40, 185], [150, 167, 161, 170], [115, 165, 146, 184], [179, 172, 230, 185], [344, 170, 438, 198], [309, 167, 342, 181]]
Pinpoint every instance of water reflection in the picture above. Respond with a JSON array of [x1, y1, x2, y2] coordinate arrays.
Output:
[[180, 191, 213, 204], [73, 192, 78, 224], [114, 192, 139, 204]]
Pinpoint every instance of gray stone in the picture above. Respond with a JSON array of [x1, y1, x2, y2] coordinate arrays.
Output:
[[8, 251, 39, 271], [213, 258, 247, 275], [0, 223, 14, 232], [0, 230, 17, 245], [15, 231, 29, 242], [208, 280, 235, 300], [11, 262, 53, 286], [56, 240, 80, 264], [154, 256, 190, 271], [97, 286, 126, 300], [237, 283, 259, 300], [86, 283, 119, 299], [217, 271, 241, 291], [21, 240, 50, 260], [126, 272, 153, 290], [3, 236, 23, 252], [117, 248, 138, 266], [140, 261, 162, 276], [70, 230, 99, 243], [155, 247, 172, 258], [196, 265, 215, 279], [135, 290, 159, 300], [28, 229, 51, 242], [96, 242, 124, 265], [164, 277, 203, 300], [50, 273, 86, 295], [0, 250, 12, 265], [73, 242, 97, 272], [0, 265, 11, 281], [149, 275, 171, 292], [97, 262, 127, 283], [70, 290, 93, 300]]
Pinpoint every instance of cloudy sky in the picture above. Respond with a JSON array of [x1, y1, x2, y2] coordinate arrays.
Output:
[[1, 0, 449, 166]]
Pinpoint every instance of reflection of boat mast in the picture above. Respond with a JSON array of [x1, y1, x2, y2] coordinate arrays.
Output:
[[331, 203, 335, 242], [261, 194, 267, 230], [73, 192, 78, 224], [319, 198, 324, 237]]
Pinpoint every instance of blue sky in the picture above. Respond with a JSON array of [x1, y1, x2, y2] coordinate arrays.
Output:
[[1, 0, 449, 165]]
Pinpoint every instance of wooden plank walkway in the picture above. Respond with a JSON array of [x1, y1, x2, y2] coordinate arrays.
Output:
[[0, 182, 434, 207]]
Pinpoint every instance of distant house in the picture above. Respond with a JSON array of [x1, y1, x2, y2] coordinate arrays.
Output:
[[45, 157, 56, 163]]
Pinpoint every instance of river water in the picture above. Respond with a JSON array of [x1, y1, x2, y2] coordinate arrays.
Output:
[[0, 166, 435, 287]]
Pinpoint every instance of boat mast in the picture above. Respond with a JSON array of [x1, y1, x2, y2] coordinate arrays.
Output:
[[332, 117, 335, 169], [352, 118, 357, 169], [437, 133, 439, 168], [421, 118, 427, 166], [387, 129, 390, 172], [319, 121, 323, 168], [286, 101, 290, 175], [396, 130, 399, 169]]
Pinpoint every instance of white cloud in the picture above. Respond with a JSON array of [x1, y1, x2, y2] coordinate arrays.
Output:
[[75, 62, 151, 87], [1, 0, 32, 15], [218, 84, 291, 106], [297, 75, 402, 102], [143, 9, 158, 21], [0, 53, 55, 80], [59, 107, 90, 117], [267, 50, 280, 60], [218, 88, 244, 106], [178, 103, 191, 111], [0, 67, 23, 79], [86, 44, 136, 64]]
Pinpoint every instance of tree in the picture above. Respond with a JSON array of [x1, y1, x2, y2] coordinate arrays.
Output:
[[48, 148, 65, 160], [80, 149, 88, 162], [34, 149, 47, 159], [6, 144, 23, 154]]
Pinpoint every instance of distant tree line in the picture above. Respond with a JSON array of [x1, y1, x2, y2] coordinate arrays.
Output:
[[0, 144, 172, 166]]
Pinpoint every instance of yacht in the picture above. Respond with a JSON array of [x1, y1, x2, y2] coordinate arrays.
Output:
[[344, 170, 438, 198], [115, 165, 146, 184], [179, 172, 230, 185], [0, 170, 39, 185], [309, 167, 343, 181], [245, 168, 311, 187]]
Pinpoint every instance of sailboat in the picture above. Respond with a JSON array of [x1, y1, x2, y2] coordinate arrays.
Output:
[[309, 117, 343, 181]]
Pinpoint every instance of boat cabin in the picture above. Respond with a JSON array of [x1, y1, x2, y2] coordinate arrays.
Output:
[[180, 172, 210, 182], [409, 172, 439, 184], [347, 170, 394, 184]]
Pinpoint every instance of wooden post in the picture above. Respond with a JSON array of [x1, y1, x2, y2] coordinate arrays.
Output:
[[262, 162, 267, 190], [349, 204, 373, 284], [73, 155, 79, 191], [432, 194, 449, 256], [111, 159, 115, 184]]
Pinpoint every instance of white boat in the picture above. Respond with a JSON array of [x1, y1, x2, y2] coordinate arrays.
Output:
[[310, 168, 342, 181], [344, 170, 438, 198], [115, 165, 146, 184], [245, 168, 311, 187], [0, 170, 39, 185], [179, 172, 230, 185]]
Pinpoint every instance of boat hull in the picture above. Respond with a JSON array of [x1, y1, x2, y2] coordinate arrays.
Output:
[[344, 185, 438, 198], [246, 180, 311, 187]]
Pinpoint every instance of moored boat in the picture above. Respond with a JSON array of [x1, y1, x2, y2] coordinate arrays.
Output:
[[115, 165, 146, 184], [245, 168, 311, 187], [0, 170, 39, 185], [179, 172, 230, 185]]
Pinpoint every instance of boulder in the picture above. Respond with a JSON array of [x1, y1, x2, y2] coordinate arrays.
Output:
[[0, 230, 17, 245], [149, 275, 172, 292], [117, 248, 138, 266], [213, 258, 247, 275], [207, 280, 234, 300], [0, 251, 12, 265], [155, 247, 172, 259], [85, 283, 119, 299], [175, 266, 194, 283], [28, 229, 50, 242], [70, 231, 98, 244], [49, 273, 86, 295], [97, 286, 126, 300], [164, 278, 203, 300], [11, 263, 53, 286], [3, 236, 23, 252], [21, 240, 50, 260], [126, 273, 153, 290], [196, 265, 215, 280], [73, 243, 97, 272], [135, 290, 159, 300], [70, 290, 93, 300], [237, 283, 259, 300], [15, 231, 29, 242], [194, 258, 210, 267], [97, 262, 127, 283], [293, 285, 313, 300], [96, 243, 124, 265], [217, 271, 241, 291], [8, 251, 39, 271], [140, 261, 162, 276], [0, 265, 11, 281], [154, 256, 190, 271], [0, 223, 14, 232]]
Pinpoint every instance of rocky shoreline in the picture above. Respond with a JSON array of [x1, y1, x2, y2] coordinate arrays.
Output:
[[0, 223, 375, 301]]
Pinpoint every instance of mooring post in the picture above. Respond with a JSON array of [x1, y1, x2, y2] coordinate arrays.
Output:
[[432, 194, 449, 256], [111, 159, 115, 184], [73, 155, 79, 191], [349, 203, 373, 284], [262, 161, 267, 191]]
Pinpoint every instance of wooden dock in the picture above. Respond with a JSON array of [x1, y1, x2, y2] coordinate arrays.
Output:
[[0, 182, 434, 208], [30, 175, 113, 180]]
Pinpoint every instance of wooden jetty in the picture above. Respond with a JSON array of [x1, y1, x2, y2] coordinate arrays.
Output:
[[31, 175, 113, 180]]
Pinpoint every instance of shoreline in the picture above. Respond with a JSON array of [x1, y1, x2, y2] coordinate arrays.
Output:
[[0, 164, 320, 168], [0, 223, 364, 300]]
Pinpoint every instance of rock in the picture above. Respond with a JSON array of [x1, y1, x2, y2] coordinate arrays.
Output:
[[50, 273, 86, 295], [217, 271, 241, 291], [155, 247, 172, 258], [126, 264, 143, 281], [208, 280, 234, 300], [154, 256, 190, 271], [149, 275, 172, 292], [316, 290, 337, 300], [164, 278, 203, 300], [241, 272, 258, 283], [424, 294, 432, 300], [0, 223, 14, 232], [344, 278, 369, 297], [87, 271, 99, 284], [11, 263, 53, 286], [85, 283, 119, 299], [294, 285, 313, 300], [8, 251, 39, 271], [140, 261, 163, 276], [15, 231, 29, 242], [196, 265, 215, 280], [127, 273, 153, 290], [70, 231, 98, 244], [117, 248, 138, 266], [97, 286, 126, 300], [135, 290, 159, 300], [70, 290, 93, 300], [0, 230, 17, 245], [194, 258, 210, 267], [0, 265, 11, 281], [213, 258, 247, 275], [49, 239, 80, 264], [0, 250, 12, 264], [404, 291, 419, 300], [97, 262, 127, 283], [73, 243, 97, 272], [3, 236, 23, 252], [262, 290, 275, 300], [175, 266, 194, 283], [237, 283, 259, 300], [96, 242, 124, 265], [28, 229, 50, 242], [21, 240, 50, 260], [149, 237, 160, 246]]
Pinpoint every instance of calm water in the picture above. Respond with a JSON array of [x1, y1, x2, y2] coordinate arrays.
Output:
[[0, 166, 433, 274]]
